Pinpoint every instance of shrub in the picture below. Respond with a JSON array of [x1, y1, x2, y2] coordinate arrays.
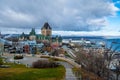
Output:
[[0, 57, 3, 65], [14, 55, 23, 59], [32, 60, 59, 68]]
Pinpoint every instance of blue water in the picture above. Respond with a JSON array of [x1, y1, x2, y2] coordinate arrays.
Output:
[[105, 39, 120, 51]]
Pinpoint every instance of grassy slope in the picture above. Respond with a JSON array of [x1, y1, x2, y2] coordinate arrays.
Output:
[[0, 63, 65, 80]]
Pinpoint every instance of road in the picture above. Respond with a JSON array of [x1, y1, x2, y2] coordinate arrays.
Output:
[[3, 54, 47, 67]]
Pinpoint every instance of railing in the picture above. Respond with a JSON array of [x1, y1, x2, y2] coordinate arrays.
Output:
[[40, 55, 81, 69], [52, 56, 81, 68]]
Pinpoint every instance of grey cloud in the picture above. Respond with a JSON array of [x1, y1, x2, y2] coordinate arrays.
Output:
[[0, 0, 119, 33]]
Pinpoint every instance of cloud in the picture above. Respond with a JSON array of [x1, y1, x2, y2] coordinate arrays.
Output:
[[1, 8, 35, 22], [0, 0, 119, 33], [115, 0, 120, 4]]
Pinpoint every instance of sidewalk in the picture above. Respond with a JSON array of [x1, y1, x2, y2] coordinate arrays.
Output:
[[58, 61, 77, 80]]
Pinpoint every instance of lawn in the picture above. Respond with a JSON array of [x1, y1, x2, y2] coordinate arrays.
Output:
[[0, 63, 65, 80]]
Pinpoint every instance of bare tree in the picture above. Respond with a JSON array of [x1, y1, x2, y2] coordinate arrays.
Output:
[[112, 59, 120, 80], [74, 42, 120, 80], [51, 49, 59, 56]]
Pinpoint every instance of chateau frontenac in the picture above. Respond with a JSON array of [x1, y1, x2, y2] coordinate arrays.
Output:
[[19, 22, 62, 44]]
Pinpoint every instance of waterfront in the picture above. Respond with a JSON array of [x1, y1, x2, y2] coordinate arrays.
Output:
[[62, 36, 120, 52]]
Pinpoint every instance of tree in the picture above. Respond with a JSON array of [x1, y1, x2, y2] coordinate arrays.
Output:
[[0, 57, 3, 65], [112, 59, 120, 80], [74, 42, 120, 80], [51, 49, 59, 56]]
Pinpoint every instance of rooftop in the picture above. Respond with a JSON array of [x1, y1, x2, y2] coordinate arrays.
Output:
[[41, 22, 52, 30]]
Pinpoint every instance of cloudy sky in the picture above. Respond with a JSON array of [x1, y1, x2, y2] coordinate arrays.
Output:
[[0, 0, 120, 36]]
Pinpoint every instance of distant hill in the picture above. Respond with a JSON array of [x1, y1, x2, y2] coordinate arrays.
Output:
[[62, 36, 105, 40], [2, 34, 120, 40], [2, 34, 20, 39]]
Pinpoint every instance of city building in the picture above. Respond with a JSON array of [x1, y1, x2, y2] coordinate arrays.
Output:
[[29, 28, 36, 41], [16, 22, 62, 54], [41, 22, 52, 36], [0, 43, 4, 55], [19, 32, 26, 41], [19, 22, 62, 44]]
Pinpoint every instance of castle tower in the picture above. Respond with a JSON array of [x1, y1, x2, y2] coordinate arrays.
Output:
[[19, 32, 25, 41], [29, 28, 36, 40], [41, 22, 52, 36]]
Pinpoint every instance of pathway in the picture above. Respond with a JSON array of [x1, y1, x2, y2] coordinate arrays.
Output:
[[2, 54, 78, 80], [58, 61, 77, 80], [3, 54, 47, 67]]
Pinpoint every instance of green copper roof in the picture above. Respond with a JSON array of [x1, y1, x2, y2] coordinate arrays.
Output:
[[20, 32, 25, 38], [29, 28, 36, 35], [36, 34, 50, 40]]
